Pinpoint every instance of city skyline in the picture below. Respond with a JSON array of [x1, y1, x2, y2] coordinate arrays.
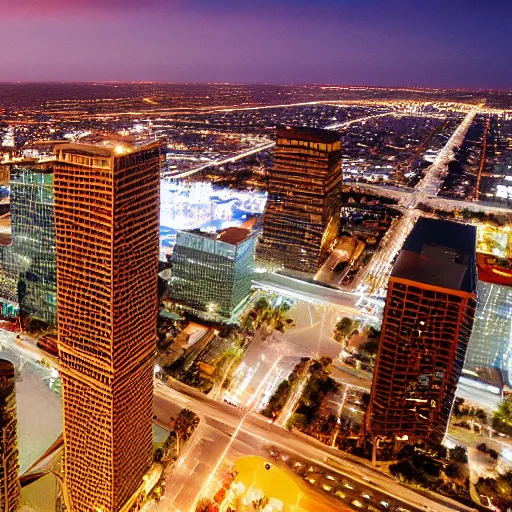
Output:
[[0, 7, 510, 504], [0, 0, 511, 88]]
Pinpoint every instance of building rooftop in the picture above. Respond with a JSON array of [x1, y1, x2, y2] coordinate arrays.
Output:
[[178, 226, 254, 246], [476, 252, 512, 287], [276, 126, 341, 144], [391, 218, 477, 293], [54, 140, 160, 159], [217, 227, 252, 245]]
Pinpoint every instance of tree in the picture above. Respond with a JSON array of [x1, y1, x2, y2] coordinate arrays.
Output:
[[476, 471, 512, 511], [449, 445, 468, 464], [287, 413, 308, 430], [334, 317, 354, 341], [475, 408, 488, 423], [444, 462, 466, 480], [254, 297, 270, 312], [453, 397, 465, 417], [360, 338, 379, 358], [492, 395, 512, 436], [170, 408, 200, 453]]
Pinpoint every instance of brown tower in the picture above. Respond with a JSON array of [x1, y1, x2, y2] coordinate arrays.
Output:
[[256, 126, 342, 273], [367, 218, 477, 447], [53, 142, 160, 512], [0, 360, 20, 512]]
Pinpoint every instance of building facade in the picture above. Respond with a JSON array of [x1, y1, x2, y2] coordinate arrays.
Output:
[[53, 142, 160, 512], [464, 280, 512, 386], [169, 225, 257, 317], [256, 126, 342, 273], [0, 359, 20, 512], [367, 218, 477, 446], [0, 163, 56, 325]]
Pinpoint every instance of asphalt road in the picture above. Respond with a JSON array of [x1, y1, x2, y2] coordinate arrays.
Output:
[[4, 330, 481, 512], [155, 378, 476, 512]]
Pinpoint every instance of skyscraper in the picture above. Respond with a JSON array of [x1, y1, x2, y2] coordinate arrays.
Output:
[[0, 162, 56, 325], [53, 142, 160, 512], [169, 223, 258, 317], [0, 359, 20, 512], [257, 126, 342, 273], [367, 218, 477, 447]]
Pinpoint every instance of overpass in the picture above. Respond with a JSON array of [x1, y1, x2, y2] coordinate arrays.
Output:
[[252, 272, 383, 322], [344, 179, 512, 216]]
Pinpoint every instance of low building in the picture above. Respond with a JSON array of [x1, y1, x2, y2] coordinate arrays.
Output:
[[168, 224, 258, 317]]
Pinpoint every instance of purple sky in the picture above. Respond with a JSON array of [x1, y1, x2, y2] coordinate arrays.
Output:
[[1, 0, 510, 88]]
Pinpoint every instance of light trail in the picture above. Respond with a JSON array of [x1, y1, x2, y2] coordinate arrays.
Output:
[[163, 140, 275, 179], [324, 112, 392, 130], [332, 386, 349, 448], [193, 355, 283, 510], [164, 111, 411, 181], [350, 105, 480, 296]]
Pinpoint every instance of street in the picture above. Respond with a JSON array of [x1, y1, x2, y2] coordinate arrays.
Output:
[[350, 106, 479, 296], [155, 378, 476, 512], [0, 325, 489, 512]]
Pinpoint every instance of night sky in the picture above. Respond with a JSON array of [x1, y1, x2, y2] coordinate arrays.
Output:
[[1, 0, 511, 89]]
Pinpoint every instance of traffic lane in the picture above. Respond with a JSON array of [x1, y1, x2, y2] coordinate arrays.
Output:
[[155, 381, 475, 512]]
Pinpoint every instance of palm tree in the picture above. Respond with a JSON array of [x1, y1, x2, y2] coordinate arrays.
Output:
[[170, 408, 200, 454]]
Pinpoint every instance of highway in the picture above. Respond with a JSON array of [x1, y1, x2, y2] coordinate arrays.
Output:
[[350, 106, 480, 296], [425, 195, 512, 215], [344, 181, 512, 217], [164, 111, 402, 181], [163, 140, 275, 179]]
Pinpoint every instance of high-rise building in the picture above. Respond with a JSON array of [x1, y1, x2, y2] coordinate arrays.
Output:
[[257, 126, 342, 273], [367, 218, 477, 446], [0, 359, 20, 512], [0, 162, 56, 325], [53, 142, 160, 512], [169, 223, 258, 317]]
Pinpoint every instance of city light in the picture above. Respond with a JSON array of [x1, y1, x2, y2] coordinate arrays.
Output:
[[0, 50, 510, 512]]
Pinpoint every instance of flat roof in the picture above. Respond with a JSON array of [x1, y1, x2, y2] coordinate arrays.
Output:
[[276, 126, 341, 144], [392, 218, 477, 293], [54, 140, 159, 159], [178, 226, 254, 246], [217, 226, 252, 245]]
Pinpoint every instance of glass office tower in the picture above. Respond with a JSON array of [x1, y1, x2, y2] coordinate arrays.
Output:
[[169, 225, 257, 317], [0, 163, 56, 324]]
